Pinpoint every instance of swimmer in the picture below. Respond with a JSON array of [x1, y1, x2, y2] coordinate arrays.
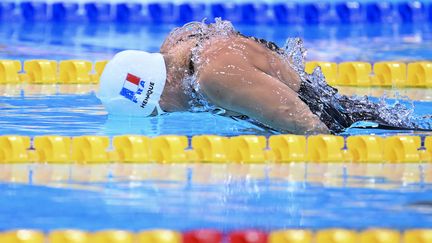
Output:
[[97, 19, 419, 134]]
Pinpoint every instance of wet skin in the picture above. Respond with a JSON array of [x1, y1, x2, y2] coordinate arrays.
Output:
[[158, 24, 329, 134]]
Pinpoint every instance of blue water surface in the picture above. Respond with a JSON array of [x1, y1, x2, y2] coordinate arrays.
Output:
[[1, 163, 432, 231], [1, 20, 432, 231], [1, 93, 432, 137]]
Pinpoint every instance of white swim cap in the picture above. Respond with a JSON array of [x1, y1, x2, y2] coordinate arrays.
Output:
[[97, 50, 167, 117]]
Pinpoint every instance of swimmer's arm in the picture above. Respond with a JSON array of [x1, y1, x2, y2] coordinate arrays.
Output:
[[258, 55, 305, 92], [199, 69, 330, 134], [246, 39, 302, 91]]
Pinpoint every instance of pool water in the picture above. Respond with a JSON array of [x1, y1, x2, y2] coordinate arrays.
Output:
[[1, 19, 432, 231], [1, 93, 432, 137], [1, 163, 432, 231], [2, 22, 432, 62]]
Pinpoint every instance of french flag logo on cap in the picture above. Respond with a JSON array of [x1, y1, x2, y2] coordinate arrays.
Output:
[[120, 73, 146, 103]]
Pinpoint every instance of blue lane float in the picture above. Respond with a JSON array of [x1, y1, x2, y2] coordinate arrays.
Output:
[[116, 3, 145, 23], [0, 2, 15, 21], [302, 2, 337, 25], [398, 1, 427, 22], [84, 3, 112, 22], [178, 3, 207, 24], [273, 3, 302, 25], [147, 3, 176, 24], [365, 2, 395, 23], [210, 3, 242, 23], [335, 2, 364, 24], [20, 1, 47, 22], [52, 3, 81, 22], [7, 1, 432, 24], [241, 3, 271, 24]]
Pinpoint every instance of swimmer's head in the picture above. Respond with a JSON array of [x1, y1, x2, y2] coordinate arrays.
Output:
[[97, 50, 167, 117]]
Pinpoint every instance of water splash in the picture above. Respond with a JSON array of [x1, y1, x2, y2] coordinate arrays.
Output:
[[190, 18, 236, 67], [281, 37, 428, 132], [282, 38, 307, 76]]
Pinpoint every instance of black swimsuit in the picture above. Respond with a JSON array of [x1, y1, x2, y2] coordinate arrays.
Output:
[[297, 78, 383, 133]]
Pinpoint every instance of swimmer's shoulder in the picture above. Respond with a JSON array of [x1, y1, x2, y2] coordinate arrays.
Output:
[[201, 35, 268, 61]]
